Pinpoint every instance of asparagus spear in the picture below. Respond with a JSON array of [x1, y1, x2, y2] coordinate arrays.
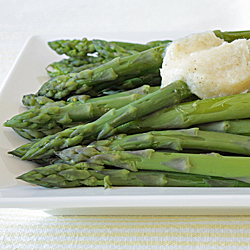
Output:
[[82, 149, 250, 183], [37, 45, 165, 99], [8, 139, 65, 167], [112, 72, 161, 91], [47, 58, 107, 77], [91, 39, 142, 59], [198, 119, 250, 136], [5, 86, 160, 130], [11, 86, 160, 140], [47, 40, 171, 77], [22, 95, 56, 109], [91, 39, 172, 59], [17, 162, 250, 188], [80, 68, 161, 96], [48, 30, 250, 59], [12, 127, 52, 140], [12, 127, 67, 140], [22, 84, 158, 109], [48, 37, 96, 57], [48, 37, 171, 58], [213, 30, 250, 42], [110, 92, 250, 135], [17, 81, 192, 160], [55, 128, 250, 166]]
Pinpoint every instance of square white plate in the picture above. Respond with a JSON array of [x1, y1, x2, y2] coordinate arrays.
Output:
[[2, 33, 250, 216]]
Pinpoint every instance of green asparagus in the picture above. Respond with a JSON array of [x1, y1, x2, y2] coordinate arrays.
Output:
[[22, 95, 56, 109], [17, 162, 250, 188], [37, 45, 165, 99], [48, 30, 250, 59], [109, 92, 250, 136], [5, 86, 160, 131], [9, 31, 250, 190], [18, 81, 192, 160], [55, 128, 250, 166], [46, 57, 107, 77], [12, 128, 53, 140], [48, 37, 171, 58], [22, 84, 158, 109], [12, 127, 68, 140], [198, 119, 250, 136], [213, 30, 250, 42], [48, 37, 96, 57], [84, 149, 250, 183], [47, 39, 172, 77]]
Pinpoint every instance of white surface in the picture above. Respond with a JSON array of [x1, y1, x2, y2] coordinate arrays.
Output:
[[0, 0, 249, 84], [1, 35, 250, 215]]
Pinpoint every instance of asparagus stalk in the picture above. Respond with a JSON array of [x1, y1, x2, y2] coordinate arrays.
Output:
[[55, 128, 250, 166], [91, 39, 172, 59], [113, 72, 161, 91], [48, 37, 96, 57], [48, 37, 171, 58], [47, 58, 107, 77], [12, 127, 53, 140], [48, 30, 250, 59], [17, 81, 192, 160], [213, 30, 250, 42], [198, 119, 250, 136], [25, 70, 161, 107], [22, 84, 158, 109], [80, 68, 161, 96], [12, 127, 68, 140], [82, 149, 250, 183], [14, 124, 250, 158], [11, 86, 160, 140], [22, 95, 56, 109], [17, 162, 250, 188], [37, 45, 165, 99], [5, 86, 160, 131], [47, 40, 168, 78], [91, 39, 142, 59], [110, 92, 250, 135]]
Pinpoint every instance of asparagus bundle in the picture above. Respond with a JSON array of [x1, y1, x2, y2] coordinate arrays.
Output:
[[45, 30, 250, 93], [72, 149, 250, 183], [9, 30, 250, 189], [8, 86, 159, 140], [54, 128, 250, 166], [22, 84, 158, 109], [13, 81, 192, 160], [10, 84, 250, 161], [109, 92, 250, 135], [37, 45, 166, 99], [198, 119, 250, 136], [11, 126, 250, 161], [47, 38, 172, 77], [17, 162, 250, 188], [5, 86, 160, 131]]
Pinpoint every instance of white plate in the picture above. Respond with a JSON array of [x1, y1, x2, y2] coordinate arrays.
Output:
[[2, 33, 250, 216]]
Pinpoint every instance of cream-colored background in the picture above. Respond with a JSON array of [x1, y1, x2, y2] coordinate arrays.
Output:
[[1, 0, 249, 84], [1, 0, 250, 249]]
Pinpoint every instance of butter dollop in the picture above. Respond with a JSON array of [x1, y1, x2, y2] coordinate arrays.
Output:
[[160, 31, 250, 99]]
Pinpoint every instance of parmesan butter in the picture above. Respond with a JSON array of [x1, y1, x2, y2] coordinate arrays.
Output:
[[160, 31, 250, 99]]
